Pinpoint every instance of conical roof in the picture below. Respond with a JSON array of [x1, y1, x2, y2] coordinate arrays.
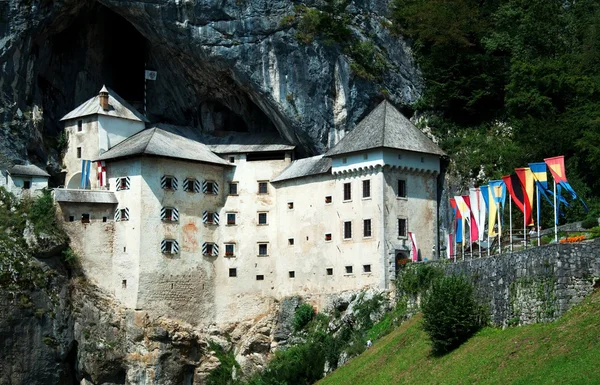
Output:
[[325, 100, 445, 157]]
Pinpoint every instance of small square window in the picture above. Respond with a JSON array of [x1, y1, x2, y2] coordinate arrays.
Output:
[[345, 266, 353, 274], [258, 212, 268, 225], [164, 240, 174, 254], [164, 208, 173, 221], [256, 274, 265, 281], [342, 157, 348, 164], [120, 209, 128, 221], [102, 216, 107, 222], [184, 178, 197, 192], [258, 181, 269, 194], [119, 178, 128, 190], [288, 238, 294, 245], [23, 180, 31, 189], [205, 243, 214, 255], [205, 181, 216, 194], [325, 233, 332, 241], [229, 268, 237, 277], [289, 271, 295, 278], [362, 179, 371, 198], [229, 156, 235, 163], [227, 213, 236, 225], [343, 183, 351, 201], [363, 219, 372, 237], [325, 196, 332, 204], [397, 180, 407, 198], [326, 268, 333, 276], [206, 212, 215, 224], [76, 147, 82, 159], [229, 182, 238, 195], [398, 218, 407, 237], [164, 176, 174, 190], [288, 202, 294, 210], [225, 243, 235, 257], [258, 243, 268, 256], [343, 221, 352, 239], [363, 264, 372, 273], [77, 120, 83, 132], [81, 213, 90, 223], [68, 216, 74, 222]]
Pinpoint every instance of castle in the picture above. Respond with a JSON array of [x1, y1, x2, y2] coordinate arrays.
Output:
[[55, 87, 444, 325]]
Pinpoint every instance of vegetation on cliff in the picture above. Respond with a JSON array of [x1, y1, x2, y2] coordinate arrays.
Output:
[[390, 0, 600, 224], [319, 288, 600, 385]]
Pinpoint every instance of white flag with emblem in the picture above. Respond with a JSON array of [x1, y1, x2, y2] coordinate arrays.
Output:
[[145, 70, 158, 80]]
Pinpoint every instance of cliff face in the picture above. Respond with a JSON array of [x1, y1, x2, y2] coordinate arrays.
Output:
[[0, 0, 421, 169]]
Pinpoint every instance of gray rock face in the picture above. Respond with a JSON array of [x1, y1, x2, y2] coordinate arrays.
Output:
[[0, 0, 421, 168]]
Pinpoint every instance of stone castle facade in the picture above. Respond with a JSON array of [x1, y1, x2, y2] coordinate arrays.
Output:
[[55, 87, 444, 325]]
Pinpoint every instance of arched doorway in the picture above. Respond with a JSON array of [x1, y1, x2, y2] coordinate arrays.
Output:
[[67, 172, 89, 189], [395, 251, 410, 274]]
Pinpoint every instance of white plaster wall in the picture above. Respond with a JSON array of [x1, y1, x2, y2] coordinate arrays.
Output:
[[331, 149, 439, 174], [63, 117, 100, 189], [97, 115, 145, 154], [0, 173, 48, 199]]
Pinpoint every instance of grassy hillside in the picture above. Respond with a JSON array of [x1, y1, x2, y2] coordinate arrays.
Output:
[[319, 290, 600, 385]]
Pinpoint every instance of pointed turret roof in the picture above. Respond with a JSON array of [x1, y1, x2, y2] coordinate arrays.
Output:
[[60, 87, 149, 123], [325, 100, 445, 157]]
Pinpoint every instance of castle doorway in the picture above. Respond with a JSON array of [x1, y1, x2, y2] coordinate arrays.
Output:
[[395, 251, 410, 274]]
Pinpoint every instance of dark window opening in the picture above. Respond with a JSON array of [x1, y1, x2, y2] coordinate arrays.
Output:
[[205, 243, 214, 255], [288, 238, 294, 245], [326, 268, 333, 275], [227, 213, 236, 225], [288, 202, 294, 209], [325, 233, 332, 241], [120, 209, 128, 221], [363, 264, 372, 273], [247, 151, 286, 162], [76, 147, 82, 159], [225, 244, 235, 256], [289, 271, 295, 278], [229, 182, 238, 195], [398, 180, 407, 198], [205, 181, 216, 194], [258, 212, 268, 225], [325, 196, 332, 204], [258, 243, 268, 256], [362, 180, 370, 198], [69, 216, 74, 222], [77, 120, 83, 132], [363, 219, 372, 237], [81, 213, 90, 223], [103, 216, 107, 222], [164, 177, 173, 190], [229, 156, 235, 163], [122, 280, 127, 289], [229, 268, 237, 277], [398, 218, 407, 237], [345, 266, 353, 274], [344, 221, 352, 239], [258, 182, 269, 194], [256, 274, 265, 281], [343, 183, 351, 201], [23, 180, 31, 189]]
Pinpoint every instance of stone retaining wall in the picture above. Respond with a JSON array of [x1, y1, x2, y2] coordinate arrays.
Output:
[[442, 238, 600, 327]]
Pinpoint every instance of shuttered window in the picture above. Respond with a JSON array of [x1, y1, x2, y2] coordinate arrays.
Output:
[[117, 177, 130, 191], [115, 208, 130, 222], [161, 239, 179, 255], [161, 207, 179, 222], [202, 180, 219, 195], [161, 175, 178, 190], [203, 211, 220, 225], [202, 242, 219, 256], [183, 178, 201, 193]]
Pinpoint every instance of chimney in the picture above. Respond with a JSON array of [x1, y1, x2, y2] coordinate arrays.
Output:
[[99, 85, 109, 111]]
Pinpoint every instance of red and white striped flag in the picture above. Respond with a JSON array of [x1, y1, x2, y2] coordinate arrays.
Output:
[[408, 232, 418, 262], [97, 161, 106, 187]]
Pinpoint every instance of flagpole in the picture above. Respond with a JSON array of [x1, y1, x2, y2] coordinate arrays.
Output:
[[536, 184, 541, 247], [509, 197, 513, 253], [498, 203, 502, 256], [523, 200, 527, 250], [553, 180, 558, 243], [144, 62, 147, 117]]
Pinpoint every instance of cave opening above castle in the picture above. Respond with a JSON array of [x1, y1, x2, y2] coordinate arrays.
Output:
[[54, 86, 444, 325]]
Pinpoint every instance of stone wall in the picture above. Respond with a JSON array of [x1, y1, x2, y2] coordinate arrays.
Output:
[[443, 239, 600, 327]]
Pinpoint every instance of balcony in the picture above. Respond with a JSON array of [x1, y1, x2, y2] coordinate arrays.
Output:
[[54, 188, 118, 204]]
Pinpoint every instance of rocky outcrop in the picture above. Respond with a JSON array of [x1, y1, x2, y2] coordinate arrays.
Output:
[[0, 0, 421, 169]]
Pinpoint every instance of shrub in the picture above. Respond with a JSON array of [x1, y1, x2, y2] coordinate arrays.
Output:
[[28, 190, 59, 235], [581, 217, 599, 229], [294, 303, 315, 331], [421, 275, 488, 355], [254, 342, 326, 385], [396, 263, 444, 296]]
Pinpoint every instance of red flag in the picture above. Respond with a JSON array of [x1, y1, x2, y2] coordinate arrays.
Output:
[[515, 168, 534, 226], [503, 174, 533, 225], [408, 232, 419, 262], [462, 195, 478, 243], [544, 156, 567, 183], [450, 197, 461, 219]]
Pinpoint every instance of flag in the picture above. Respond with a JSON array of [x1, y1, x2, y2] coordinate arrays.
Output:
[[487, 186, 497, 237], [544, 156, 588, 212], [80, 159, 86, 188], [477, 187, 487, 241], [488, 180, 505, 236], [515, 168, 535, 226], [464, 194, 479, 244], [145, 70, 158, 80], [529, 162, 558, 206], [450, 198, 463, 243], [447, 234, 454, 259], [469, 188, 481, 241], [97, 161, 106, 187], [455, 196, 471, 225], [408, 232, 419, 262]]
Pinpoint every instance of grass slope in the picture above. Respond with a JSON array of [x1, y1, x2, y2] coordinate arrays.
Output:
[[319, 290, 600, 385]]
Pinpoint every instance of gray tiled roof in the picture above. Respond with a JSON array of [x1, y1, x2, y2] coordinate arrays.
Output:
[[271, 155, 331, 183], [325, 100, 445, 157], [60, 87, 149, 123], [8, 164, 50, 177], [54, 189, 118, 204], [96, 127, 232, 166]]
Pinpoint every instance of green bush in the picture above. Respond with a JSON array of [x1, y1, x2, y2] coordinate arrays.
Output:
[[27, 190, 59, 235], [294, 303, 315, 331], [397, 263, 444, 296], [206, 342, 240, 385], [421, 275, 488, 355], [581, 217, 599, 229]]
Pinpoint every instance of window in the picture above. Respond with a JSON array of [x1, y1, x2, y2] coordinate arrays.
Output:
[[258, 212, 268, 225], [363, 153, 368, 160], [421, 157, 425, 163], [258, 181, 269, 194], [122, 279, 127, 289], [161, 239, 179, 255], [228, 182, 238, 195], [226, 213, 236, 225], [362, 179, 371, 198], [343, 183, 351, 201], [345, 266, 353, 274], [325, 195, 332, 204], [183, 178, 199, 193], [343, 221, 352, 239], [256, 275, 265, 281], [288, 238, 294, 245], [258, 243, 268, 256], [225, 243, 235, 257], [342, 157, 347, 164], [203, 242, 218, 256], [204, 181, 217, 194], [326, 268, 333, 275], [102, 217, 107, 222], [119, 209, 129, 221], [287, 202, 294, 210], [68, 216, 74, 222], [161, 207, 178, 222], [81, 213, 90, 223], [398, 218, 407, 237], [229, 268, 237, 277], [289, 271, 295, 278], [363, 219, 372, 237], [325, 233, 332, 241], [203, 211, 220, 225], [76, 147, 82, 159], [117, 177, 130, 191], [397, 180, 407, 198], [161, 175, 178, 190], [23, 180, 31, 189], [77, 120, 83, 132], [229, 156, 235, 163], [363, 264, 372, 273], [398, 154, 402, 160]]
